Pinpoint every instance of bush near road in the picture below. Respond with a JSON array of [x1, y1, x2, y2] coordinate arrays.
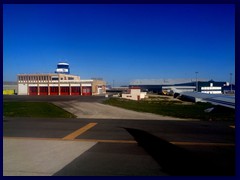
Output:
[[3, 102, 76, 118], [103, 97, 235, 121]]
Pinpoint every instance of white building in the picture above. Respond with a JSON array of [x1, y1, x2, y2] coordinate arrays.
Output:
[[122, 87, 147, 101], [17, 73, 106, 96]]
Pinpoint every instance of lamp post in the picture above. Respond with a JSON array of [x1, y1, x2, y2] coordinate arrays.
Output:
[[230, 73, 232, 93], [195, 72, 198, 92]]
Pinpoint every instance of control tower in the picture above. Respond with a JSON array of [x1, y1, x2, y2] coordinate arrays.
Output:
[[55, 62, 70, 74]]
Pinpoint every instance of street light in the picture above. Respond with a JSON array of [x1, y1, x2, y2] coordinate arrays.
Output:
[[195, 72, 198, 92], [230, 73, 232, 93]]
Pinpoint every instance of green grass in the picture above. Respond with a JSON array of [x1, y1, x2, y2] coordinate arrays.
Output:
[[103, 98, 235, 121], [3, 102, 76, 118]]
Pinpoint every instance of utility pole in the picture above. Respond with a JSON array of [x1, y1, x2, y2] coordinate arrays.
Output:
[[230, 73, 232, 93], [195, 72, 198, 92]]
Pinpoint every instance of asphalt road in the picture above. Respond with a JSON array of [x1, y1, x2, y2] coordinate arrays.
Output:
[[3, 95, 236, 176], [3, 117, 235, 176]]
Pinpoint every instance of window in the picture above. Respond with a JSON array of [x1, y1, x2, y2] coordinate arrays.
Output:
[[68, 77, 74, 80], [57, 65, 68, 69]]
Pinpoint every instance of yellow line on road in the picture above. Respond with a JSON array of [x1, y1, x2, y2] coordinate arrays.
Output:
[[62, 123, 97, 140], [3, 136, 234, 146], [74, 138, 137, 144], [3, 136, 136, 143]]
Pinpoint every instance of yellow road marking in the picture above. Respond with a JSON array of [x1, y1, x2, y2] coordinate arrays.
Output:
[[3, 136, 136, 143], [73, 139, 137, 144], [3, 136, 234, 146], [62, 123, 97, 140], [229, 125, 235, 129]]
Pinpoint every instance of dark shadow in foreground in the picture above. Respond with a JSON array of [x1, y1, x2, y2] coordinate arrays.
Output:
[[124, 128, 235, 176]]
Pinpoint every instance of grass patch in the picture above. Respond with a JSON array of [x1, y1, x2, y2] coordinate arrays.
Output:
[[103, 98, 235, 121], [3, 102, 76, 118]]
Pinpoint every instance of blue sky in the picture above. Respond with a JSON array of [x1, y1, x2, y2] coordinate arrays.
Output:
[[3, 4, 235, 86]]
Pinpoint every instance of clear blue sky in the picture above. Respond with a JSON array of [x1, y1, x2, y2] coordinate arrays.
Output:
[[3, 4, 235, 86]]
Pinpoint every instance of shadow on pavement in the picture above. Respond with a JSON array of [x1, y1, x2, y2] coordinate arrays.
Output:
[[124, 127, 235, 176]]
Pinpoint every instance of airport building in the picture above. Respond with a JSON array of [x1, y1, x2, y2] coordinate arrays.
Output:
[[17, 73, 106, 96], [129, 79, 231, 94], [17, 62, 106, 96], [122, 87, 147, 101], [55, 62, 70, 74]]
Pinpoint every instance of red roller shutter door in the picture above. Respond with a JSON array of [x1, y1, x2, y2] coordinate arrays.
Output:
[[71, 87, 80, 96], [50, 87, 59, 95], [39, 87, 48, 95], [29, 87, 38, 95], [82, 87, 92, 96], [60, 87, 70, 95]]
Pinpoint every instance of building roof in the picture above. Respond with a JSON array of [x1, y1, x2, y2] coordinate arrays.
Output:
[[130, 79, 208, 85], [17, 73, 78, 77], [57, 62, 69, 65]]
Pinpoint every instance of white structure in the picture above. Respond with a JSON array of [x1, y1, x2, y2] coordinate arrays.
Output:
[[55, 62, 70, 74], [122, 87, 147, 101], [178, 92, 235, 109], [162, 86, 195, 95], [201, 83, 222, 94], [17, 73, 106, 96], [17, 62, 106, 96]]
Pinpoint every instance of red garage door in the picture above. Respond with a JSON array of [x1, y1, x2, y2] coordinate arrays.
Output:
[[39, 87, 48, 95], [82, 87, 92, 96], [50, 87, 59, 95], [71, 87, 80, 96], [60, 87, 70, 95], [29, 87, 38, 95]]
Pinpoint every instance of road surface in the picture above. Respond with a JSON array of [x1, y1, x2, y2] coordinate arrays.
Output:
[[3, 117, 235, 176]]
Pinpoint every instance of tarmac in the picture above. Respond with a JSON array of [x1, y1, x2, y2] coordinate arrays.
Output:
[[3, 101, 178, 176], [3, 138, 97, 176], [53, 100, 190, 120]]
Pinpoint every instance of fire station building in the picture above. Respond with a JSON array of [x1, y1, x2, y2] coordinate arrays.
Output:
[[17, 73, 106, 96]]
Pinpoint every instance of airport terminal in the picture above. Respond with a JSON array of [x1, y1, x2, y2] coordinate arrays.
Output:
[[129, 78, 235, 95], [4, 62, 106, 96]]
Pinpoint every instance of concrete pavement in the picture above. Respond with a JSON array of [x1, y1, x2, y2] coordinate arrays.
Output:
[[53, 101, 190, 120], [3, 138, 96, 176], [3, 137, 168, 176]]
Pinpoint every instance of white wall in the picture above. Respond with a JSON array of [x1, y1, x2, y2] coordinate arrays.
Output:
[[140, 92, 147, 99], [18, 84, 28, 95], [122, 89, 146, 101]]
